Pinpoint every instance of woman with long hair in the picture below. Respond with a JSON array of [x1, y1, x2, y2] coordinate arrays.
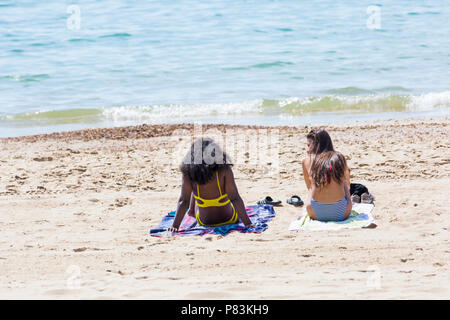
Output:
[[302, 129, 350, 190], [168, 137, 253, 232], [306, 151, 352, 221]]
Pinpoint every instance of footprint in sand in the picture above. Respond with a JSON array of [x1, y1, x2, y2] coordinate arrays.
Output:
[[5, 185, 18, 193], [66, 148, 80, 154], [110, 197, 132, 208], [33, 156, 53, 162], [106, 270, 126, 276]]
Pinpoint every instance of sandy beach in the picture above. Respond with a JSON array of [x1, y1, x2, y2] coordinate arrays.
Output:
[[0, 117, 449, 299]]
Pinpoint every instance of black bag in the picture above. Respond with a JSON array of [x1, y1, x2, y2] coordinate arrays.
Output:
[[350, 183, 369, 196]]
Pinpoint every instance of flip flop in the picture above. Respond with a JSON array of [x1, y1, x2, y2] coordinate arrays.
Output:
[[257, 196, 282, 206], [361, 192, 375, 204], [351, 194, 361, 204], [286, 195, 304, 207]]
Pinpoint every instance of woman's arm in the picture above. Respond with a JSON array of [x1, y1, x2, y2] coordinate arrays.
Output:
[[302, 158, 311, 190], [224, 167, 253, 227], [186, 192, 195, 217], [343, 182, 352, 220], [168, 174, 193, 232], [344, 166, 351, 187]]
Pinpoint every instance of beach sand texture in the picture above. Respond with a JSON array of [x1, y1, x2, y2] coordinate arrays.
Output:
[[0, 117, 449, 299]]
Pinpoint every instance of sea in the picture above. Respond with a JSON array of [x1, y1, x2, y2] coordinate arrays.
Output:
[[1, 0, 449, 137]]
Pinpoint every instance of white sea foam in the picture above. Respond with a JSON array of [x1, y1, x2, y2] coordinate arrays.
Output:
[[2, 92, 449, 125], [407, 90, 450, 110], [101, 100, 264, 122], [99, 92, 450, 123]]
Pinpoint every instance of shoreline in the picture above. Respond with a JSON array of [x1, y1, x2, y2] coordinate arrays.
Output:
[[1, 116, 449, 143]]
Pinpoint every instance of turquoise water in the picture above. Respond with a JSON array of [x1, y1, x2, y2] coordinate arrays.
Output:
[[1, 0, 449, 137]]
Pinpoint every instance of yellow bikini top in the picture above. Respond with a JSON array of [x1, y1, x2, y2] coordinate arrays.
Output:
[[193, 171, 230, 208]]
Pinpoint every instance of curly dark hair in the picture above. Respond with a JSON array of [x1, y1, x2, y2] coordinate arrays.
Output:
[[306, 129, 335, 155], [311, 151, 347, 189], [180, 137, 233, 185]]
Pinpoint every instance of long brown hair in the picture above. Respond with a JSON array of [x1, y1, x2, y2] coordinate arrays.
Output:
[[306, 129, 335, 156], [311, 151, 347, 189]]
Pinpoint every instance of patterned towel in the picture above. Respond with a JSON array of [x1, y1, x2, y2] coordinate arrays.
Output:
[[289, 203, 377, 231], [150, 204, 276, 237]]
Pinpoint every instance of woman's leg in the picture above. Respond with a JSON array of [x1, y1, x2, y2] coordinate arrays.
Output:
[[305, 188, 317, 220]]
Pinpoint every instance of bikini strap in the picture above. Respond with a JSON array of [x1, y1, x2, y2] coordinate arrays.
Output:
[[195, 171, 222, 199], [216, 171, 222, 196]]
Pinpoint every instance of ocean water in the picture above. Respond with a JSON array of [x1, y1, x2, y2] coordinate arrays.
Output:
[[0, 0, 449, 137]]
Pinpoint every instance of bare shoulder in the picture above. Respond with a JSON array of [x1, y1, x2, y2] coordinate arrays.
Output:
[[222, 166, 233, 177], [181, 173, 193, 188], [302, 157, 310, 168], [221, 165, 234, 178], [182, 172, 191, 183]]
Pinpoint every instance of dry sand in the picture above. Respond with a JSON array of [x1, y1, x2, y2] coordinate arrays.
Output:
[[0, 117, 449, 299]]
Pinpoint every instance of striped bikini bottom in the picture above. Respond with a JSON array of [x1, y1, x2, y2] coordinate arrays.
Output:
[[310, 196, 348, 222]]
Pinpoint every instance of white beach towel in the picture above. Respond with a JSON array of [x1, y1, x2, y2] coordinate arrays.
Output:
[[289, 203, 377, 231]]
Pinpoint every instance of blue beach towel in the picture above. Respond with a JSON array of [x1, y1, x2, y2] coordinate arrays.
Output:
[[150, 204, 276, 237]]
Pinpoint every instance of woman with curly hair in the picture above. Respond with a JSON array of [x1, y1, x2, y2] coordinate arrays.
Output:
[[168, 137, 253, 232]]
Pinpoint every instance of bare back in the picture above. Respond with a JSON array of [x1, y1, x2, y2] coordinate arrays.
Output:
[[311, 179, 346, 203], [193, 167, 234, 225], [303, 154, 350, 190]]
